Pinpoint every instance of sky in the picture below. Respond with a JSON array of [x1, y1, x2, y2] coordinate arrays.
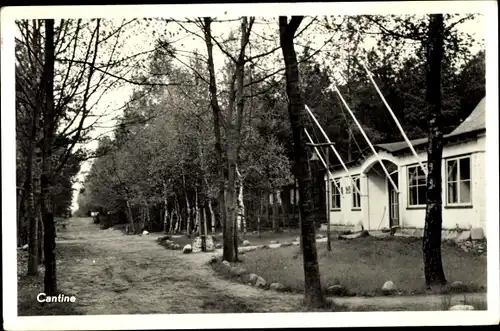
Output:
[[67, 13, 486, 212]]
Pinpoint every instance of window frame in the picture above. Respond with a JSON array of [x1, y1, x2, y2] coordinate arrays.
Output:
[[445, 155, 473, 207], [331, 178, 342, 211], [351, 176, 362, 211], [407, 162, 428, 208]]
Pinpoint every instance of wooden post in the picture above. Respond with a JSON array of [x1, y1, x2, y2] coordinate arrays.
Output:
[[326, 147, 331, 251]]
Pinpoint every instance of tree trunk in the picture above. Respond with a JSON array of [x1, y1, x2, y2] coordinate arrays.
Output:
[[163, 201, 169, 233], [41, 18, 57, 295], [37, 207, 44, 264], [281, 190, 289, 228], [266, 190, 271, 230], [126, 200, 134, 234], [203, 17, 230, 260], [236, 166, 245, 233], [257, 195, 262, 236], [25, 20, 43, 275], [423, 14, 447, 287], [292, 178, 297, 227], [272, 190, 279, 231], [183, 174, 191, 236], [227, 152, 238, 261], [26, 146, 41, 275], [169, 205, 175, 233], [208, 200, 216, 235], [279, 16, 324, 307], [175, 196, 182, 233], [138, 204, 146, 233], [203, 203, 208, 250]]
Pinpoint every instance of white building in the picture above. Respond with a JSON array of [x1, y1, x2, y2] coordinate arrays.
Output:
[[325, 97, 486, 234]]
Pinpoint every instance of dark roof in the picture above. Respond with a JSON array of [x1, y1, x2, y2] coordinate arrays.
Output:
[[375, 137, 428, 153], [448, 97, 486, 136], [374, 97, 486, 154]]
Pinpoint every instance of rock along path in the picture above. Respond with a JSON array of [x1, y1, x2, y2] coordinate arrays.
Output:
[[52, 218, 486, 314]]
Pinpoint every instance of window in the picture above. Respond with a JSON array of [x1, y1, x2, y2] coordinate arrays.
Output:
[[407, 163, 427, 207], [446, 156, 472, 205], [352, 176, 361, 209], [331, 179, 341, 210]]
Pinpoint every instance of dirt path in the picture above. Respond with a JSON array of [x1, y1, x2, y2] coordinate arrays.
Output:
[[52, 218, 486, 314], [55, 218, 306, 314]]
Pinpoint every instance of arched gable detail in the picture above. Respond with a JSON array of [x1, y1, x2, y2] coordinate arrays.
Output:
[[360, 150, 399, 174]]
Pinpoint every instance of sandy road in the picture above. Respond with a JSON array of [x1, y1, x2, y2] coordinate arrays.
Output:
[[54, 218, 305, 314], [52, 218, 486, 314]]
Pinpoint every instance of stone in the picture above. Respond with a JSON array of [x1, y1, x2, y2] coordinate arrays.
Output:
[[242, 240, 251, 247], [326, 285, 344, 296], [269, 240, 279, 244], [455, 231, 471, 242], [142, 230, 149, 235], [449, 305, 475, 311], [221, 260, 231, 269], [465, 241, 473, 247], [353, 223, 364, 233], [269, 282, 286, 292], [216, 243, 222, 249], [254, 276, 266, 288], [315, 234, 325, 239], [461, 246, 469, 253], [281, 242, 293, 247], [174, 244, 181, 250], [209, 255, 218, 264], [248, 273, 258, 284], [182, 244, 192, 254], [470, 228, 484, 240], [381, 281, 397, 294]]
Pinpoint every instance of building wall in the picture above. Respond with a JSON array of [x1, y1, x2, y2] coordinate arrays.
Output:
[[326, 172, 364, 227], [325, 135, 486, 231], [397, 136, 485, 230]]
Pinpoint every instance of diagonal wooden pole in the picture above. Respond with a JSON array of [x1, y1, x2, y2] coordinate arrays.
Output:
[[304, 105, 362, 196], [361, 61, 427, 176], [333, 86, 399, 193]]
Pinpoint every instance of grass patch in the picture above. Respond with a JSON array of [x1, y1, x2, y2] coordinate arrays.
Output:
[[200, 293, 258, 313], [218, 236, 486, 297]]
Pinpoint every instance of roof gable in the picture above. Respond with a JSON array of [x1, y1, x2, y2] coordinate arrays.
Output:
[[449, 97, 486, 136]]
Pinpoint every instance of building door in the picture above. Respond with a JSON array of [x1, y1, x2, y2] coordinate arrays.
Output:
[[388, 171, 399, 227]]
